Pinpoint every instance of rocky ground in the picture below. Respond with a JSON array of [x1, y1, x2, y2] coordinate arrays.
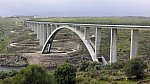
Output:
[[22, 52, 70, 68], [0, 55, 28, 67]]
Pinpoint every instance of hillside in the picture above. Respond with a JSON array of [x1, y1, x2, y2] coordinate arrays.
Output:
[[31, 16, 150, 26]]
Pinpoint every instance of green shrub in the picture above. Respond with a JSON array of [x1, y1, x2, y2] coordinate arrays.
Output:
[[124, 58, 147, 79], [1, 77, 13, 84], [78, 61, 103, 71], [12, 65, 52, 84], [0, 71, 9, 79], [54, 63, 77, 84], [78, 61, 89, 71], [110, 61, 126, 70]]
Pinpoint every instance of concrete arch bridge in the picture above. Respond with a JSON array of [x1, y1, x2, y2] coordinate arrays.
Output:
[[25, 21, 150, 65]]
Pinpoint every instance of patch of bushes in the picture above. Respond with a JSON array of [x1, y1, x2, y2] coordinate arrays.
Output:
[[0, 70, 18, 79], [54, 63, 77, 84], [78, 61, 103, 71], [124, 57, 148, 79]]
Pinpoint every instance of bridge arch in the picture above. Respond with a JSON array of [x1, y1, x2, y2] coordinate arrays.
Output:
[[42, 25, 99, 62]]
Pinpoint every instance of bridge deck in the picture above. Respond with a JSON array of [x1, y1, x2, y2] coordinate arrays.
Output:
[[25, 21, 150, 30]]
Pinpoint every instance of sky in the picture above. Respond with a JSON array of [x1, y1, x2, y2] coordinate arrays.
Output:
[[0, 0, 150, 17]]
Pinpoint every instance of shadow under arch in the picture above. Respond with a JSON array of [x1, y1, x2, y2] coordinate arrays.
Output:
[[42, 25, 98, 62]]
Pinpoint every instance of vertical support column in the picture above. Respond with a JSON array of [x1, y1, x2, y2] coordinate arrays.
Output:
[[32, 23, 34, 31], [95, 27, 101, 57], [37, 23, 40, 39], [31, 23, 34, 31], [28, 22, 29, 29], [33, 23, 36, 34], [32, 23, 34, 32], [47, 24, 51, 38], [27, 22, 29, 29], [110, 28, 117, 63], [42, 24, 47, 46], [28, 22, 30, 29], [29, 23, 31, 30], [26, 22, 28, 29], [39, 23, 43, 46], [51, 24, 56, 33], [84, 27, 90, 40], [39, 24, 47, 46], [34, 23, 37, 34], [130, 29, 139, 59]]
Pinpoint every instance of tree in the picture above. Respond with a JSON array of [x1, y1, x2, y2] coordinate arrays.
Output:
[[12, 65, 52, 84], [54, 63, 77, 84], [124, 58, 147, 79]]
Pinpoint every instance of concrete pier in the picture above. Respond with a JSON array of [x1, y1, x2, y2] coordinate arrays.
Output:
[[33, 23, 36, 34], [39, 24, 47, 46], [30, 23, 34, 31], [43, 24, 47, 45], [39, 24, 43, 46], [26, 22, 29, 29], [51, 24, 56, 33], [29, 23, 31, 30], [110, 28, 117, 63], [35, 23, 38, 34], [84, 27, 90, 40], [95, 27, 101, 57], [37, 23, 40, 39], [130, 30, 139, 59], [47, 24, 51, 38]]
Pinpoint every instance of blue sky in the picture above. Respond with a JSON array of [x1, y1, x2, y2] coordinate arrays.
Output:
[[0, 0, 150, 17]]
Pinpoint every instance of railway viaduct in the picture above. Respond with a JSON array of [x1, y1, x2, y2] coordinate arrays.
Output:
[[25, 21, 150, 65]]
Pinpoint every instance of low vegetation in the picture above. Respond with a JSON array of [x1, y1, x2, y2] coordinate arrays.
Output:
[[54, 63, 76, 84], [0, 57, 148, 84]]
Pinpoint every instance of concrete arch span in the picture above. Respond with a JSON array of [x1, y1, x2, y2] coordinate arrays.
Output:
[[42, 25, 99, 62]]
